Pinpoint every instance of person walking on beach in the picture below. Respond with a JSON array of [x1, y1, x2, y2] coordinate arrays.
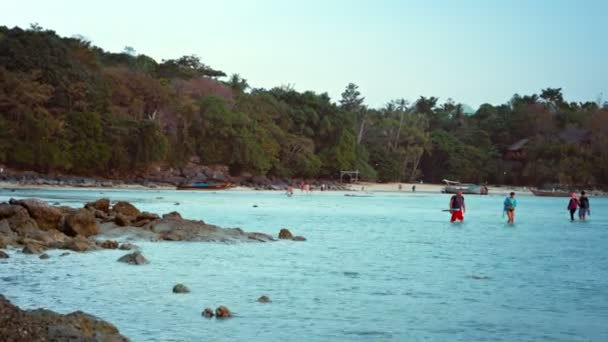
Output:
[[503, 192, 517, 224], [449, 191, 466, 223], [578, 191, 590, 221], [567, 193, 579, 221]]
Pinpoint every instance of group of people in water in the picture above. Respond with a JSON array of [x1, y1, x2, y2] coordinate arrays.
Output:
[[448, 190, 591, 224]]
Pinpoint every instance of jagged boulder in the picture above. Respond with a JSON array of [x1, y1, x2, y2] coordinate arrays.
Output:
[[63, 209, 99, 237], [85, 198, 110, 213], [9, 199, 63, 231]]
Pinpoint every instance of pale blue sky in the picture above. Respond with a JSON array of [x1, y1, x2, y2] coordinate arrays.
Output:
[[2, 0, 607, 108]]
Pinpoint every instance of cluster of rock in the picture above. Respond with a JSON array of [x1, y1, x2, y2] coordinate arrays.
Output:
[[0, 295, 128, 341], [0, 198, 305, 257]]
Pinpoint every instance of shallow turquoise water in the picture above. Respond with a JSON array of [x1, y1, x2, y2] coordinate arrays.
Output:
[[1, 188, 607, 341]]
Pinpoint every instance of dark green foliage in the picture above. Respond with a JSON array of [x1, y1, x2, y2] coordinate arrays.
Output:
[[0, 24, 607, 187]]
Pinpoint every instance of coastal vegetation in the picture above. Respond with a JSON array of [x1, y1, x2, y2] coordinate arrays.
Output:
[[1, 24, 607, 187]]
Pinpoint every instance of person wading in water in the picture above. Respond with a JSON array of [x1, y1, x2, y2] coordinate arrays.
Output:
[[567, 193, 579, 221], [449, 191, 466, 223], [503, 192, 517, 224], [578, 191, 590, 221]]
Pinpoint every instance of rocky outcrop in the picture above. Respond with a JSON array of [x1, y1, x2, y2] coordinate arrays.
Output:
[[63, 209, 99, 237], [172, 284, 190, 294], [0, 294, 128, 341], [9, 199, 63, 231], [278, 228, 293, 239], [117, 252, 148, 265], [1, 197, 278, 253]]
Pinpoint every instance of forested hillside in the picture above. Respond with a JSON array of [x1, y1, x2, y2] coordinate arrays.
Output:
[[1, 25, 607, 187]]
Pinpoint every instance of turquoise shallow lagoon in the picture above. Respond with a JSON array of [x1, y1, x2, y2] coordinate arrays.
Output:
[[1, 188, 607, 341]]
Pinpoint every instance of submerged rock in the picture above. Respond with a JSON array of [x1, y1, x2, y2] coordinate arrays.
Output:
[[257, 295, 271, 303], [22, 243, 45, 255], [117, 251, 148, 265], [202, 308, 214, 318], [172, 284, 190, 294], [118, 242, 139, 250], [215, 306, 232, 318], [97, 240, 119, 249], [292, 236, 306, 241], [59, 252, 70, 257], [278, 228, 293, 239], [0, 295, 128, 341], [39, 253, 50, 259]]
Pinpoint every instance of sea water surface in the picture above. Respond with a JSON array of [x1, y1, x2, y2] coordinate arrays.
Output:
[[1, 188, 607, 341]]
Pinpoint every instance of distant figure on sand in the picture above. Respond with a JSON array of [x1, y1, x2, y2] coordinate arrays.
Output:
[[503, 192, 517, 224], [449, 191, 466, 222], [398, 184, 402, 191], [412, 185, 416, 192], [578, 191, 590, 220], [286, 186, 294, 197], [567, 193, 579, 221]]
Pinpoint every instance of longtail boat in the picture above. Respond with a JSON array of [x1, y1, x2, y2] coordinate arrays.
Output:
[[441, 179, 488, 195], [530, 188, 571, 197], [176, 181, 231, 190]]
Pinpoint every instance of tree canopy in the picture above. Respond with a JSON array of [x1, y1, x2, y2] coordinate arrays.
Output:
[[1, 24, 607, 187]]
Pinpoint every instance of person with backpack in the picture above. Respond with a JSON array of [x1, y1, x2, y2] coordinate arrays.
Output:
[[449, 191, 466, 222], [578, 191, 590, 221], [503, 192, 517, 224], [567, 193, 579, 221]]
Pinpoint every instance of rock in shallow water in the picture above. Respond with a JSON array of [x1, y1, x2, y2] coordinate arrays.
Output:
[[119, 242, 139, 250], [202, 308, 214, 318], [257, 295, 271, 303], [173, 284, 190, 293], [278, 228, 293, 239], [117, 251, 148, 265], [39, 253, 50, 259], [215, 306, 232, 318], [22, 243, 45, 254], [0, 250, 8, 258], [97, 240, 119, 249], [292, 236, 306, 241]]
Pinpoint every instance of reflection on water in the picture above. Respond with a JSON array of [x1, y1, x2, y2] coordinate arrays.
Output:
[[1, 188, 608, 341]]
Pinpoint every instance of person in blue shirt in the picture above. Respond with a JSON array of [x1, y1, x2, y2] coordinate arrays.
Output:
[[504, 192, 517, 224]]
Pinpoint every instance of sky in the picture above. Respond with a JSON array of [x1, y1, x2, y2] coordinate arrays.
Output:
[[2, 0, 607, 109]]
